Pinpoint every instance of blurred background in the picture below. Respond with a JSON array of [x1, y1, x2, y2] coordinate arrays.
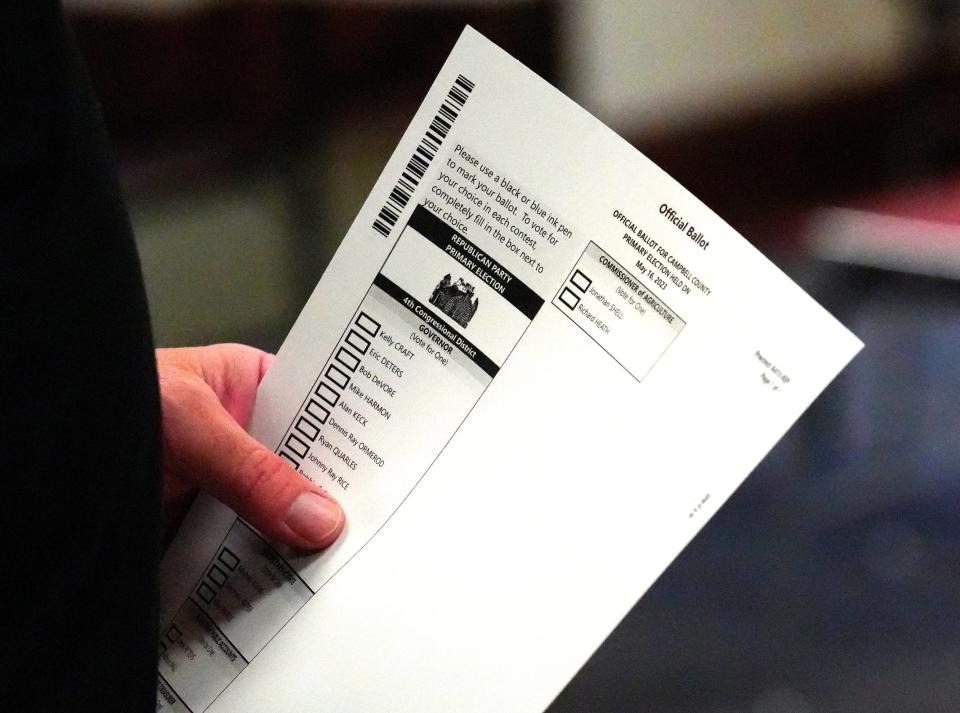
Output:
[[64, 1, 960, 711]]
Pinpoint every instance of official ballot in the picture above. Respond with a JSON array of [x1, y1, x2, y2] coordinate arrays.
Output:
[[157, 27, 862, 712]]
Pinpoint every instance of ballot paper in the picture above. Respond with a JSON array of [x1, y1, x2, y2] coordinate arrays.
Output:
[[157, 27, 862, 713]]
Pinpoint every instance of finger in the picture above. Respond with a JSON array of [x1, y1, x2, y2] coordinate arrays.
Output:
[[161, 372, 345, 550], [166, 344, 274, 428]]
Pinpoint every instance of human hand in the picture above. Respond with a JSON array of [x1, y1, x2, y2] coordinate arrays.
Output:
[[157, 344, 345, 550]]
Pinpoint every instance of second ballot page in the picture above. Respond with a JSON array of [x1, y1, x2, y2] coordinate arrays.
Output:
[[157, 27, 863, 713]]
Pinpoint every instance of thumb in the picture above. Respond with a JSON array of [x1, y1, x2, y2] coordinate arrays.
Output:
[[161, 372, 345, 550]]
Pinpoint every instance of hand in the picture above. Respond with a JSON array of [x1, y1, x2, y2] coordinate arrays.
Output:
[[157, 344, 345, 550]]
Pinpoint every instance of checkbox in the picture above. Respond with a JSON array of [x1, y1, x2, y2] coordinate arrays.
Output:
[[315, 382, 340, 407], [197, 582, 216, 604], [345, 330, 371, 355], [570, 270, 592, 292], [305, 399, 331, 425], [165, 625, 181, 643], [279, 451, 300, 469], [335, 347, 360, 372], [295, 416, 320, 441], [326, 364, 350, 389], [217, 547, 239, 571], [355, 312, 381, 338], [207, 564, 228, 587], [559, 287, 580, 310], [285, 433, 310, 459]]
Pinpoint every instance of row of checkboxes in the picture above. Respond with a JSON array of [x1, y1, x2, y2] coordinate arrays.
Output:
[[278, 311, 381, 469], [193, 546, 239, 605], [559, 269, 592, 310], [157, 545, 241, 663]]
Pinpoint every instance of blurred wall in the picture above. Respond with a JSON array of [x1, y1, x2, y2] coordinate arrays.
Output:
[[564, 0, 918, 133]]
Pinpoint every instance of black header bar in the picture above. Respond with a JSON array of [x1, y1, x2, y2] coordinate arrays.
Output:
[[374, 274, 499, 378], [408, 205, 543, 320]]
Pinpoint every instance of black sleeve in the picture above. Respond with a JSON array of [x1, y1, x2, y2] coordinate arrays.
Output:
[[1, 3, 162, 712]]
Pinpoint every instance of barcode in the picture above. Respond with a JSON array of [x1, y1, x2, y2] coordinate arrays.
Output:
[[372, 74, 475, 238]]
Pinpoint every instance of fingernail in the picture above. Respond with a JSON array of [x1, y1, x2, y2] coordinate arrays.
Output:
[[285, 491, 344, 547]]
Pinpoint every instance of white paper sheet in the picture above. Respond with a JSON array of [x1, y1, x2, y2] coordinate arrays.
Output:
[[156, 27, 863, 713]]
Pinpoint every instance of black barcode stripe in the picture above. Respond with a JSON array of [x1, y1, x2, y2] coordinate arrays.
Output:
[[372, 74, 474, 238]]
